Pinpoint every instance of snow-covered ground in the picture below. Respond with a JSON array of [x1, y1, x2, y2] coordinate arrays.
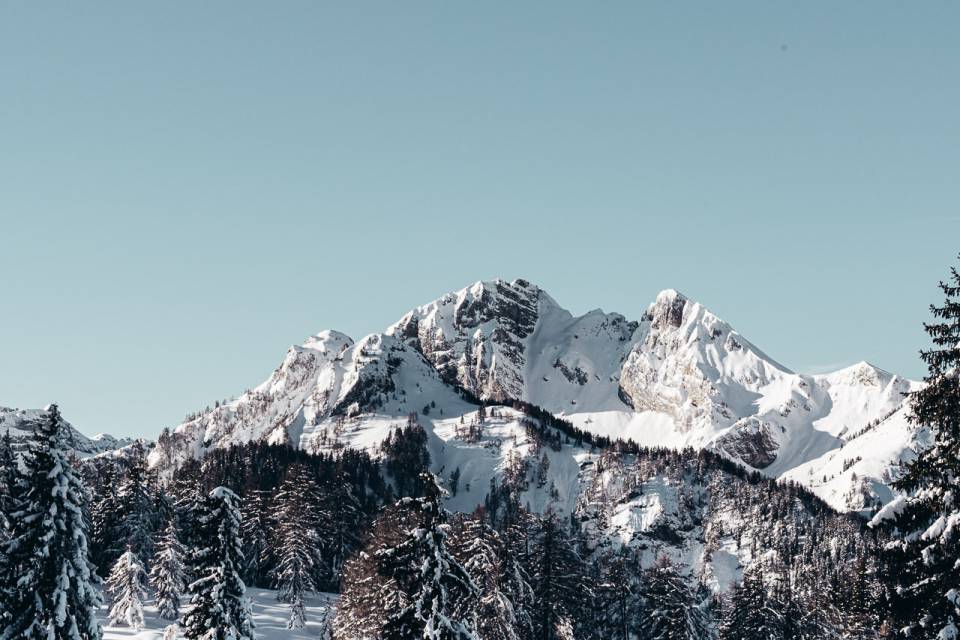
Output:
[[100, 589, 336, 640]]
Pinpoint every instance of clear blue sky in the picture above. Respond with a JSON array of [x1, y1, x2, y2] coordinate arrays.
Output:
[[1, 3, 957, 438]]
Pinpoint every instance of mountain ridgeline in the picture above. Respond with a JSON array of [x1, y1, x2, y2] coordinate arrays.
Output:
[[150, 278, 921, 516]]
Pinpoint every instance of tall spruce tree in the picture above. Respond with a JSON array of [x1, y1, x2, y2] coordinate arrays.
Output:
[[106, 549, 148, 631], [594, 551, 640, 640], [529, 510, 589, 640], [0, 429, 18, 630], [239, 488, 272, 588], [0, 429, 16, 531], [317, 479, 363, 588], [115, 442, 159, 565], [719, 566, 781, 640], [376, 474, 478, 640], [887, 256, 960, 638], [151, 519, 187, 621], [89, 460, 123, 574], [640, 556, 710, 640], [181, 487, 255, 640], [450, 514, 534, 640], [0, 404, 102, 640], [271, 464, 324, 629]]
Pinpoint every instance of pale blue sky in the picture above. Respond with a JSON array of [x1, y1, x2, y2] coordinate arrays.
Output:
[[1, 3, 957, 438]]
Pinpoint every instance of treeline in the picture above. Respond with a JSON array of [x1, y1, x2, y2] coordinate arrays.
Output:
[[1, 404, 898, 639], [335, 450, 890, 639]]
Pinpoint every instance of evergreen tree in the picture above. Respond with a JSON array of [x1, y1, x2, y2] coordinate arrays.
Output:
[[376, 474, 478, 640], [719, 566, 781, 640], [181, 487, 255, 640], [529, 510, 589, 640], [271, 464, 323, 629], [0, 429, 16, 530], [594, 551, 640, 640], [450, 514, 534, 640], [115, 442, 159, 565], [887, 256, 960, 638], [382, 419, 432, 496], [106, 549, 148, 631], [151, 519, 187, 621], [239, 488, 272, 588], [317, 479, 363, 588], [640, 556, 710, 640], [89, 460, 123, 574], [0, 429, 18, 631], [0, 404, 102, 640], [334, 505, 407, 639]]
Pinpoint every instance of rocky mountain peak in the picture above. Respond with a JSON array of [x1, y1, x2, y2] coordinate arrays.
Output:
[[645, 288, 690, 330]]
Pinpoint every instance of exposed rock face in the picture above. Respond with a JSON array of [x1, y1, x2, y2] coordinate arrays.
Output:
[[388, 279, 638, 412], [389, 279, 541, 401], [715, 418, 779, 469], [618, 289, 782, 433]]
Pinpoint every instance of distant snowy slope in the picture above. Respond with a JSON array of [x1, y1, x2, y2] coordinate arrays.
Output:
[[781, 404, 929, 513], [148, 330, 473, 470], [0, 406, 134, 457]]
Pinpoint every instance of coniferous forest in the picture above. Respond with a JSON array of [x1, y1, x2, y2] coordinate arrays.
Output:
[[0, 258, 958, 639]]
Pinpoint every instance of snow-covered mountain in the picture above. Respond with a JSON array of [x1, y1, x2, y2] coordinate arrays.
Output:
[[0, 406, 135, 457], [387, 279, 638, 413], [147, 278, 924, 514]]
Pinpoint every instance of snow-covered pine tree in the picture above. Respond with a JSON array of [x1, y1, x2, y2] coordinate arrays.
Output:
[[334, 506, 405, 639], [594, 551, 640, 640], [376, 474, 478, 640], [0, 404, 102, 640], [170, 478, 205, 582], [886, 256, 960, 638], [151, 519, 187, 621], [719, 565, 781, 640], [0, 429, 18, 630], [180, 487, 255, 640], [107, 549, 148, 630], [0, 429, 16, 531], [529, 510, 589, 640], [450, 513, 534, 640], [239, 488, 272, 588], [317, 479, 363, 588], [271, 464, 323, 629], [89, 460, 124, 574], [640, 556, 710, 640], [115, 441, 159, 565]]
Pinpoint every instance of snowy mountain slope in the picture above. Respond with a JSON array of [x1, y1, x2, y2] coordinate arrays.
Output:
[[149, 330, 473, 470], [303, 402, 849, 597], [560, 291, 923, 511], [780, 404, 930, 513], [388, 279, 638, 413], [148, 278, 925, 513], [0, 406, 134, 457]]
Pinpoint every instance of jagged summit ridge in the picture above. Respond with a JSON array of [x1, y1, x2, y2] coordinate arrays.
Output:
[[145, 278, 921, 514]]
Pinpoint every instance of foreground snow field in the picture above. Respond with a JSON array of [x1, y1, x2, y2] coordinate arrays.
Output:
[[100, 589, 336, 640]]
